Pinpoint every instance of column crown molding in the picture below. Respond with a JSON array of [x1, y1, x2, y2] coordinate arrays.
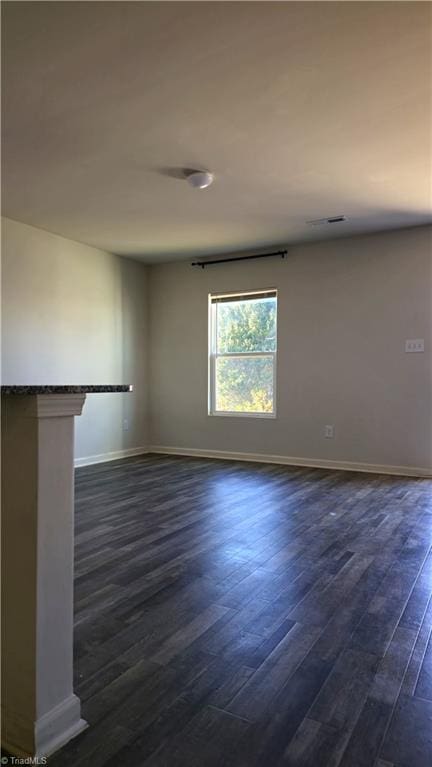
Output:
[[19, 394, 86, 418]]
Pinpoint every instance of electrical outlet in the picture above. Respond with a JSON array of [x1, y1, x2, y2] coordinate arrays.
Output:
[[405, 339, 424, 353], [325, 425, 335, 439], [123, 419, 129, 431]]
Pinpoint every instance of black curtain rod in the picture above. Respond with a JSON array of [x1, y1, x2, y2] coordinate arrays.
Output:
[[191, 249, 287, 268]]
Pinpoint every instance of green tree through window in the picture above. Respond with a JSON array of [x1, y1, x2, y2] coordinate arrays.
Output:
[[210, 292, 277, 415]]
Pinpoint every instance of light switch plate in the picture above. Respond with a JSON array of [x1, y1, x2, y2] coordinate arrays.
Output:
[[405, 339, 424, 353]]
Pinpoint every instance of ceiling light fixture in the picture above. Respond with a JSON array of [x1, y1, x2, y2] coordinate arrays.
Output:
[[186, 170, 214, 189]]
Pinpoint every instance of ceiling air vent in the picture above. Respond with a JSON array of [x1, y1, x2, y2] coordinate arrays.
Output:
[[307, 215, 348, 226]]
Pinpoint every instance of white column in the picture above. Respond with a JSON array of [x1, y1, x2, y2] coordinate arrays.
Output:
[[1, 394, 88, 757]]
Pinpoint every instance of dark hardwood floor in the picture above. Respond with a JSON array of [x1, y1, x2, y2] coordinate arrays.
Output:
[[50, 454, 432, 767]]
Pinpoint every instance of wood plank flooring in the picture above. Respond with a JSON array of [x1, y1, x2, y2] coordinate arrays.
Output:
[[50, 454, 432, 767]]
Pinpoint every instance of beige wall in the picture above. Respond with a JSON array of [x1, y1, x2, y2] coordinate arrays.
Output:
[[2, 219, 431, 471], [148, 226, 432, 472], [1, 217, 148, 461]]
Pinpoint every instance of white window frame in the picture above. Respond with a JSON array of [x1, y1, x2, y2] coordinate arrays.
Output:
[[208, 289, 277, 418]]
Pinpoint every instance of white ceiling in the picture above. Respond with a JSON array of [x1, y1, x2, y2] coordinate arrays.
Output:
[[2, 1, 431, 262]]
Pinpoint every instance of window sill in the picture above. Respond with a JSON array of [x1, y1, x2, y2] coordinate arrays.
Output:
[[208, 411, 276, 419]]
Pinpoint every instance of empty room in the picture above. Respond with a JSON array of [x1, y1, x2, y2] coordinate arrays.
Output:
[[1, 1, 431, 766]]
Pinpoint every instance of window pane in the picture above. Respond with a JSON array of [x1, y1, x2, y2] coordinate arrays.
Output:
[[217, 297, 276, 353], [215, 356, 274, 413]]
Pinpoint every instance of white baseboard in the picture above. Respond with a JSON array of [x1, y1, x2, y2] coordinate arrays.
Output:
[[73, 443, 431, 478], [74, 446, 148, 468], [2, 694, 88, 758], [147, 445, 432, 479], [35, 695, 88, 757]]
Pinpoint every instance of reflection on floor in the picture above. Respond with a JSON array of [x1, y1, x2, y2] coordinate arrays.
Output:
[[50, 454, 432, 767]]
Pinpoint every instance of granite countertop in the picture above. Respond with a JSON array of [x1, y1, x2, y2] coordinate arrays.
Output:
[[1, 385, 133, 395]]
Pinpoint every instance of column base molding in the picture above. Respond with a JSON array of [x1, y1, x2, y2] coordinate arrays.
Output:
[[1, 695, 88, 758]]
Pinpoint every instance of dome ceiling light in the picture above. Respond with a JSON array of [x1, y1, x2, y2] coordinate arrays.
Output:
[[185, 170, 214, 189]]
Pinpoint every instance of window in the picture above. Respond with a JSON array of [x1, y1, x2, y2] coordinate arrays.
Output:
[[209, 289, 277, 417]]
